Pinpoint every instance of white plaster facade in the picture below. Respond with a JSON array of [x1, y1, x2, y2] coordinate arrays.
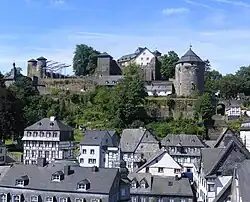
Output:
[[226, 106, 241, 117], [240, 121, 250, 152], [22, 117, 75, 165], [136, 151, 182, 177], [78, 131, 120, 168], [134, 49, 155, 66]]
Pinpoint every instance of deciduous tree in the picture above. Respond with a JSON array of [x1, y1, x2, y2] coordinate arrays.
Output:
[[160, 51, 179, 80]]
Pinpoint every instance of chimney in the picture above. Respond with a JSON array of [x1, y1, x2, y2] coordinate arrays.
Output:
[[37, 157, 46, 167], [64, 165, 70, 175], [92, 166, 99, 172], [50, 116, 55, 122]]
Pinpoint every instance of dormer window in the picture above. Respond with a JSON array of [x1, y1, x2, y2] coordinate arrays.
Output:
[[77, 179, 90, 191], [30, 196, 39, 202], [50, 122, 54, 127], [53, 132, 57, 137], [38, 122, 42, 126], [51, 171, 63, 182], [140, 179, 148, 188], [131, 180, 138, 188], [15, 175, 29, 187]]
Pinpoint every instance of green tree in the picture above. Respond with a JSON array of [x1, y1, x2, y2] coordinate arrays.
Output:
[[160, 51, 179, 80], [73, 44, 100, 76], [205, 70, 222, 93], [110, 63, 148, 127], [195, 93, 216, 121], [218, 74, 241, 99]]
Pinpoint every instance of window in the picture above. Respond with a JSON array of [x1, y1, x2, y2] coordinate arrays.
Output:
[[145, 167, 149, 173], [31, 160, 36, 165], [140, 197, 146, 202], [45, 151, 49, 158], [52, 142, 56, 147], [0, 194, 7, 202], [169, 199, 174, 202], [77, 184, 86, 190], [157, 198, 162, 202], [38, 151, 43, 157], [33, 132, 38, 137], [131, 197, 137, 202], [187, 168, 191, 172], [208, 184, 215, 192], [90, 149, 95, 154], [40, 132, 44, 137], [82, 149, 86, 154], [31, 196, 38, 202], [25, 160, 29, 165], [88, 159, 96, 164], [53, 132, 57, 137], [174, 169, 181, 174], [52, 151, 56, 158], [46, 197, 53, 202], [80, 158, 84, 163], [39, 141, 43, 147], [15, 180, 24, 186], [27, 132, 32, 136], [31, 150, 36, 157], [75, 199, 84, 202], [52, 174, 60, 181], [181, 199, 186, 202], [141, 57, 143, 60], [13, 195, 20, 202], [158, 167, 164, 173], [45, 142, 50, 147], [146, 57, 149, 60], [59, 198, 67, 202], [140, 182, 146, 188], [131, 181, 137, 188], [46, 132, 51, 137]]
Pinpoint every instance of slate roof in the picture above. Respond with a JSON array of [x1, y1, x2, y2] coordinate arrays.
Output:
[[161, 134, 205, 148], [37, 56, 47, 60], [229, 99, 241, 107], [237, 160, 250, 201], [117, 47, 147, 62], [128, 173, 193, 197], [80, 130, 114, 146], [212, 178, 232, 202], [213, 128, 235, 148], [98, 52, 112, 58], [0, 163, 119, 194], [28, 59, 37, 62], [24, 118, 73, 131], [96, 75, 123, 86], [201, 137, 250, 177], [120, 128, 147, 153], [177, 48, 204, 64]]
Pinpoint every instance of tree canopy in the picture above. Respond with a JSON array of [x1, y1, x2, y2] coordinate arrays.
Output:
[[73, 44, 100, 76], [160, 51, 179, 80]]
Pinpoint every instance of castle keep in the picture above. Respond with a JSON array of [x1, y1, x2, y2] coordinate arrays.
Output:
[[174, 47, 205, 97]]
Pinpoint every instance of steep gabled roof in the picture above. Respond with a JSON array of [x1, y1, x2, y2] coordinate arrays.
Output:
[[212, 178, 232, 202], [214, 128, 235, 148], [80, 130, 114, 146], [177, 48, 204, 64], [24, 118, 73, 131]]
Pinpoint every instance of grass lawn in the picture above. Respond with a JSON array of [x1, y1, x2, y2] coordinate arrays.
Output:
[[5, 139, 14, 145]]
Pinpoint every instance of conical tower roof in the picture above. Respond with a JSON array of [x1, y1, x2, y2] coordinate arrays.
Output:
[[177, 47, 204, 64]]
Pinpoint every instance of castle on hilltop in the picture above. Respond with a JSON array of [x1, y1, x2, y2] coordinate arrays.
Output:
[[95, 46, 205, 97]]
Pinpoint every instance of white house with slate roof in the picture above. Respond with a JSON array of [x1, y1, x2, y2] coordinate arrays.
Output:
[[161, 134, 205, 173], [22, 116, 75, 165], [78, 130, 120, 168], [134, 150, 183, 177], [240, 118, 250, 152], [128, 173, 194, 202], [120, 127, 160, 172], [0, 160, 131, 202]]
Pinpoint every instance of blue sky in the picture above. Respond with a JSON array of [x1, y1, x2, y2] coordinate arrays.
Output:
[[1, 0, 250, 75]]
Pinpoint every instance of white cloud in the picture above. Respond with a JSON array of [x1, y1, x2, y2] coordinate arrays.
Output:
[[211, 0, 250, 8], [162, 8, 190, 15], [184, 0, 213, 9], [51, 0, 65, 5]]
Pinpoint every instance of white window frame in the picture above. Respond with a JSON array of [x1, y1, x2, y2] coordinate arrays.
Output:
[[0, 193, 7, 202], [30, 195, 38, 202], [131, 181, 137, 188], [140, 182, 146, 188], [59, 198, 68, 202], [15, 180, 24, 186], [140, 197, 146, 202], [169, 199, 174, 202], [90, 149, 95, 154], [131, 197, 137, 202], [46, 196, 54, 202], [77, 183, 86, 190], [51, 174, 60, 181], [13, 195, 21, 202]]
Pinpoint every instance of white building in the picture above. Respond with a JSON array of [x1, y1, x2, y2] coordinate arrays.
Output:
[[226, 99, 241, 120], [22, 116, 75, 165], [240, 118, 250, 152], [117, 47, 160, 67], [78, 130, 120, 168], [161, 134, 205, 173], [134, 150, 182, 177], [119, 128, 160, 172]]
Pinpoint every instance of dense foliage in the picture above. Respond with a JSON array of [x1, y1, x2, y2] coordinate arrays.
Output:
[[160, 51, 179, 80]]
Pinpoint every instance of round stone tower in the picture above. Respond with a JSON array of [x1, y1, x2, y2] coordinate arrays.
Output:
[[36, 56, 47, 78], [27, 59, 37, 78], [174, 47, 205, 97]]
